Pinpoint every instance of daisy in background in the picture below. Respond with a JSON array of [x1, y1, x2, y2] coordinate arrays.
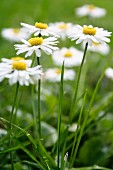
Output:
[[7, 105, 32, 121], [0, 57, 42, 86], [68, 25, 112, 46], [52, 47, 83, 67], [49, 22, 74, 40], [86, 42, 110, 55], [1, 28, 30, 42], [14, 37, 59, 57], [44, 68, 75, 82], [21, 22, 59, 37], [105, 68, 113, 80], [0, 128, 7, 138], [76, 4, 106, 18]]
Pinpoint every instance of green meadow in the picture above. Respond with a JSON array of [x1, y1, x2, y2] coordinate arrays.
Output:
[[0, 0, 113, 170]]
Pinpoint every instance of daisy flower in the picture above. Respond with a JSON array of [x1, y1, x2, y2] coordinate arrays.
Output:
[[87, 42, 110, 55], [52, 47, 83, 67], [1, 28, 29, 42], [21, 22, 59, 37], [0, 128, 7, 138], [76, 4, 106, 18], [68, 25, 112, 46], [0, 57, 42, 86], [44, 68, 75, 82], [69, 123, 77, 132], [105, 68, 113, 80], [14, 37, 59, 57], [49, 22, 74, 40]]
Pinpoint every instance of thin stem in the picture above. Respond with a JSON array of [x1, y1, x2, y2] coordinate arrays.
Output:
[[31, 85, 38, 138], [86, 52, 113, 122], [59, 43, 88, 169], [31, 53, 36, 67], [69, 50, 113, 168], [69, 89, 88, 168], [37, 57, 41, 138], [57, 62, 64, 170], [13, 88, 23, 124], [31, 53, 39, 137], [10, 83, 19, 127], [69, 42, 88, 123], [60, 127, 69, 170], [9, 82, 19, 170]]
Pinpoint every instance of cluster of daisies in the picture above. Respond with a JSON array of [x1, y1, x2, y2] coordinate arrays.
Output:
[[0, 3, 112, 86], [0, 22, 58, 85]]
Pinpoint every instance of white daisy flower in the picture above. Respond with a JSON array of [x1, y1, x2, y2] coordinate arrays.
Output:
[[76, 4, 106, 18], [49, 22, 74, 40], [87, 42, 110, 55], [105, 68, 113, 80], [14, 37, 59, 57], [69, 123, 77, 132], [0, 57, 42, 86], [68, 25, 112, 46], [44, 68, 75, 82], [0, 128, 7, 136], [1, 28, 29, 42], [21, 22, 59, 37], [52, 47, 83, 67]]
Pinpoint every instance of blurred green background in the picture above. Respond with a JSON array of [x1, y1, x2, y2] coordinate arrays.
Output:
[[1, 0, 113, 169], [0, 0, 113, 58]]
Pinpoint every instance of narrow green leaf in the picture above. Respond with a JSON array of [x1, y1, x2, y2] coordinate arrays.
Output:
[[57, 61, 64, 170]]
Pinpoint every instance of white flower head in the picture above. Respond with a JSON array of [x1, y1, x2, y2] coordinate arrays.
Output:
[[68, 25, 112, 46], [49, 22, 74, 40], [76, 4, 106, 18], [105, 68, 113, 80], [44, 68, 75, 82], [87, 42, 110, 55], [21, 22, 59, 37], [0, 57, 42, 86], [0, 128, 7, 137], [52, 47, 83, 67], [14, 37, 59, 57], [69, 123, 77, 132], [1, 28, 30, 42]]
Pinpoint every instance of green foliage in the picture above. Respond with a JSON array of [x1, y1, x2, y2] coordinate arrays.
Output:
[[1, 0, 113, 170]]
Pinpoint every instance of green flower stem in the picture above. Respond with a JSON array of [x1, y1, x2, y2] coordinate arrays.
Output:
[[69, 51, 112, 168], [37, 57, 41, 138], [9, 82, 19, 170], [59, 43, 88, 169], [57, 62, 64, 170], [69, 42, 88, 123], [13, 88, 23, 124], [31, 53, 39, 137], [69, 43, 88, 123], [31, 53, 36, 67], [69, 89, 88, 168], [31, 85, 38, 138]]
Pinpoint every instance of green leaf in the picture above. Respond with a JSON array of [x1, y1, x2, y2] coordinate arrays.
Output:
[[70, 165, 112, 170]]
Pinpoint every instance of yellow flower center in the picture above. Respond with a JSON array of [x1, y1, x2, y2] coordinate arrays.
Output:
[[83, 26, 96, 35], [11, 57, 27, 70], [12, 61, 27, 70], [64, 51, 73, 58], [88, 5, 95, 10], [11, 57, 25, 61], [59, 24, 68, 30], [35, 22, 48, 29], [28, 37, 43, 46], [55, 69, 62, 74], [13, 29, 20, 34]]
